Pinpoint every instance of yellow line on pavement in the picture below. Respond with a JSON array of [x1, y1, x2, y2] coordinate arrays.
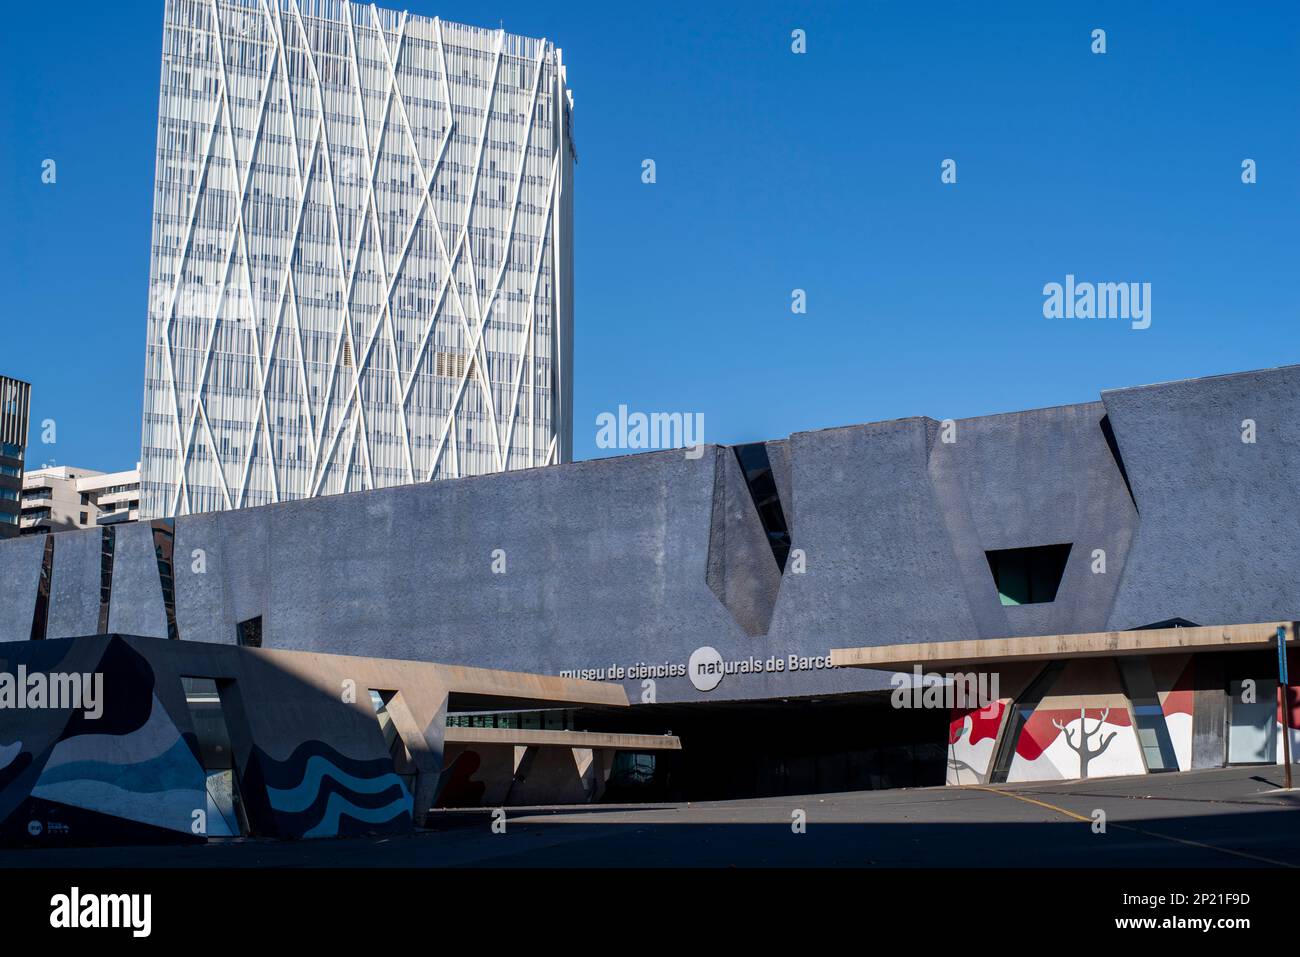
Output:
[[971, 785, 1093, 822], [973, 785, 1296, 868]]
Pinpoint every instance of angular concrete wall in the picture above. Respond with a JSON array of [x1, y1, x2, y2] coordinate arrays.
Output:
[[173, 512, 233, 646], [258, 449, 743, 672], [0, 366, 1296, 707], [769, 417, 980, 657], [1104, 365, 1300, 629], [705, 447, 783, 637], [0, 534, 44, 642], [107, 523, 168, 639], [928, 400, 1137, 639], [45, 528, 101, 641]]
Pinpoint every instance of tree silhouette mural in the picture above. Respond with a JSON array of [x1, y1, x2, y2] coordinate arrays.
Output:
[[1052, 707, 1117, 778]]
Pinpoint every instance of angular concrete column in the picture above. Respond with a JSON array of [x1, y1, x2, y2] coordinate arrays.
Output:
[[379, 684, 448, 827]]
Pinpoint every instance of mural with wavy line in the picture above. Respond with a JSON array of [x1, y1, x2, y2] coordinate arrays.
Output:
[[0, 637, 205, 847], [238, 740, 412, 839], [946, 701, 1006, 785]]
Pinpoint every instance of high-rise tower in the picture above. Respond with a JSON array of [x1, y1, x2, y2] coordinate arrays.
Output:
[[141, 0, 574, 518]]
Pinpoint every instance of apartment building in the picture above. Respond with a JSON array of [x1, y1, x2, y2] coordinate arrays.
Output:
[[0, 376, 31, 539], [20, 465, 141, 534]]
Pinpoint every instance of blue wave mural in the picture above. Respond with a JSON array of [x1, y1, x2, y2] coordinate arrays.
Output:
[[0, 638, 205, 847], [242, 740, 412, 839]]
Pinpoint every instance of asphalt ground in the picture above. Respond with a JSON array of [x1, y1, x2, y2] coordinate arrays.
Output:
[[2, 764, 1297, 868]]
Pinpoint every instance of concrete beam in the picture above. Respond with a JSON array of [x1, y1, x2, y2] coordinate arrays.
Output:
[[444, 727, 681, 751], [434, 663, 629, 710], [830, 621, 1297, 671]]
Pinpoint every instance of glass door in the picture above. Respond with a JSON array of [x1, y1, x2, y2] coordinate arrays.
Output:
[[1227, 677, 1277, 765]]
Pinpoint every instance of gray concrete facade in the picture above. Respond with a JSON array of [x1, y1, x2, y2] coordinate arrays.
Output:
[[1, 365, 1297, 705]]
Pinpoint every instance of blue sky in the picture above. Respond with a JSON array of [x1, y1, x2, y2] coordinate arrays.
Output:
[[1, 0, 1296, 471]]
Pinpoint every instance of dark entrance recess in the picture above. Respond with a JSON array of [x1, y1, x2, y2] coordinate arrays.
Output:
[[183, 676, 250, 837], [985, 543, 1072, 606], [567, 694, 948, 801], [732, 443, 791, 571]]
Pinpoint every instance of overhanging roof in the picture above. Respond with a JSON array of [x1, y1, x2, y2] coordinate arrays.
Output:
[[444, 727, 681, 750], [830, 621, 1297, 672]]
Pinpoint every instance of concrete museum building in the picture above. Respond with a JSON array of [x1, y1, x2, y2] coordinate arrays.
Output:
[[1, 364, 1298, 846]]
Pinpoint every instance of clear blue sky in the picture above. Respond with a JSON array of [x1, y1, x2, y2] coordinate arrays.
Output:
[[1, 0, 1296, 471]]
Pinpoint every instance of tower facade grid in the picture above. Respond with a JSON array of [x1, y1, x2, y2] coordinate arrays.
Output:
[[141, 0, 575, 518]]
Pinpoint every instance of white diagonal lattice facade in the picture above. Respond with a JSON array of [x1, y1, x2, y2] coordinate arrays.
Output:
[[141, 0, 575, 518]]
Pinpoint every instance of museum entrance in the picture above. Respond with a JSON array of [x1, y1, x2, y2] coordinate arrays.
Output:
[[564, 691, 949, 801]]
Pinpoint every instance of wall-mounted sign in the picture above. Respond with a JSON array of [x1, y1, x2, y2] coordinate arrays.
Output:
[[558, 647, 837, 694]]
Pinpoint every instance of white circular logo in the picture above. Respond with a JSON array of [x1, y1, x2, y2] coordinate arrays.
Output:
[[27, 820, 42, 837], [688, 646, 724, 692]]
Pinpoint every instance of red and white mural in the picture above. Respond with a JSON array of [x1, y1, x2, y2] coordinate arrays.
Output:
[[1008, 660, 1145, 781], [947, 701, 1005, 785], [1151, 654, 1194, 772], [1006, 703, 1142, 781], [940, 651, 1300, 786], [945, 662, 1038, 785]]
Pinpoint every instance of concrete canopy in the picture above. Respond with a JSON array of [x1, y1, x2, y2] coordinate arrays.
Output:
[[830, 621, 1298, 672]]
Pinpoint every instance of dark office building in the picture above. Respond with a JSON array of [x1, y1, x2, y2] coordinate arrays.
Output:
[[0, 376, 30, 540]]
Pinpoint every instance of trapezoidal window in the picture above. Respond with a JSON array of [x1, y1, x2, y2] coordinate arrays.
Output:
[[985, 543, 1072, 606], [236, 616, 262, 648]]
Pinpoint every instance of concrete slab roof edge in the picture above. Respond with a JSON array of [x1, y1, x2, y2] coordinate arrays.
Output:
[[444, 727, 682, 750], [1097, 361, 1300, 397], [829, 620, 1298, 671], [233, 646, 633, 708], [30, 633, 632, 709]]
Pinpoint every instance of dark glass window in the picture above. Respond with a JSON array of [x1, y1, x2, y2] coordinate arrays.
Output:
[[30, 536, 53, 640], [236, 616, 262, 648], [985, 543, 1072, 606], [152, 520, 179, 640], [97, 527, 116, 633], [732, 443, 791, 571]]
